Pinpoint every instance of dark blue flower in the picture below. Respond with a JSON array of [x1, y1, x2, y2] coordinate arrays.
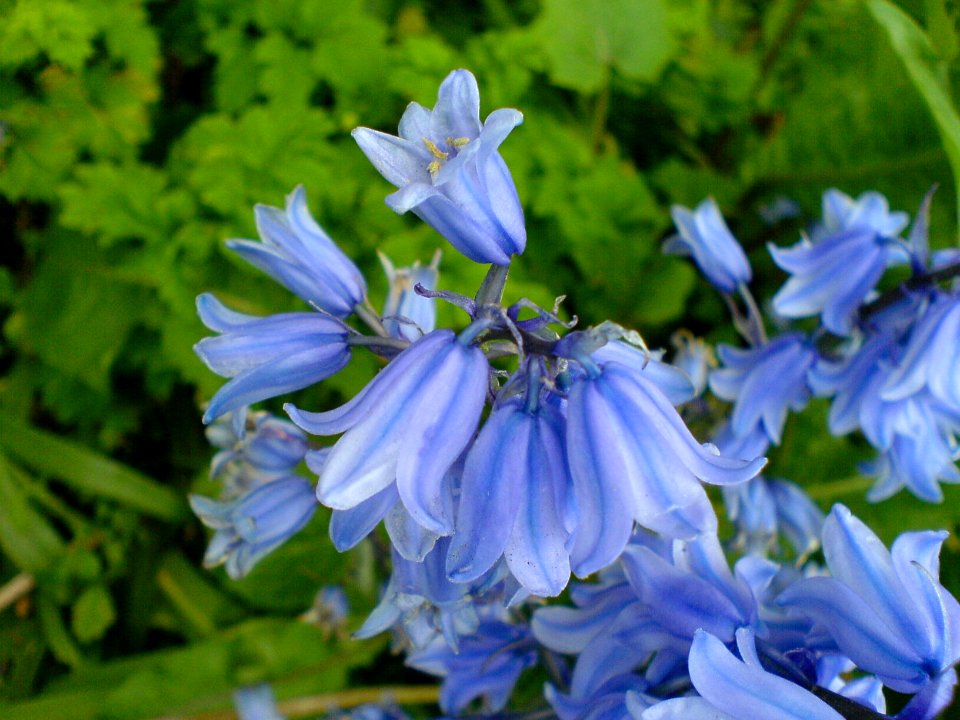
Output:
[[226, 185, 366, 317], [287, 329, 489, 535], [194, 294, 351, 423], [665, 198, 752, 293], [190, 476, 318, 579], [353, 69, 525, 265], [407, 618, 538, 713]]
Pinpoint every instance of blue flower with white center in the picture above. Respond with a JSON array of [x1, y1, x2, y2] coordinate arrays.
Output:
[[407, 618, 538, 714], [189, 476, 318, 579], [778, 504, 960, 693], [352, 69, 526, 265], [379, 250, 440, 341], [286, 328, 490, 535], [560, 334, 766, 576], [664, 198, 752, 293], [194, 294, 352, 423], [234, 684, 285, 720], [446, 362, 574, 597], [207, 409, 309, 494], [226, 185, 366, 317], [709, 333, 815, 445], [639, 629, 848, 720], [769, 189, 909, 335]]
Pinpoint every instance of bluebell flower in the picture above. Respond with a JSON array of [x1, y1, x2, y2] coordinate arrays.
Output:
[[665, 198, 752, 293], [639, 629, 847, 720], [226, 185, 366, 317], [194, 293, 351, 423], [302, 585, 350, 634], [709, 333, 815, 445], [670, 331, 714, 397], [778, 504, 960, 693], [769, 189, 909, 335], [190, 476, 318, 579], [882, 292, 960, 415], [234, 684, 286, 720], [560, 337, 766, 576], [355, 539, 493, 650], [322, 445, 442, 561], [206, 409, 309, 494], [446, 365, 574, 597], [286, 328, 489, 535], [379, 250, 440, 341], [407, 618, 538, 713], [352, 69, 526, 265]]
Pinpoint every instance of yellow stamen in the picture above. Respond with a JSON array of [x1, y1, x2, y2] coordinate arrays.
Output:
[[422, 138, 448, 160], [448, 136, 471, 149]]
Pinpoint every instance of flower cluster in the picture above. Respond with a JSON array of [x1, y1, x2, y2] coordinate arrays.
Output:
[[192, 70, 960, 720]]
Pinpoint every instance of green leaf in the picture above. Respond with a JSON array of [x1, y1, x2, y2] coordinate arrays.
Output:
[[0, 417, 187, 522], [0, 452, 64, 572], [867, 0, 960, 228], [37, 598, 84, 670], [535, 0, 676, 92], [0, 1, 96, 71], [71, 585, 116, 644]]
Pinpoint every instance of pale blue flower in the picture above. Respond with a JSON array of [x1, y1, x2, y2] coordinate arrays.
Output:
[[286, 329, 489, 535], [563, 344, 766, 576], [190, 476, 318, 579], [234, 684, 285, 720], [778, 504, 960, 693], [194, 293, 351, 423], [353, 69, 525, 265], [665, 198, 752, 293], [709, 333, 815, 445], [446, 380, 573, 597], [226, 185, 366, 317], [640, 629, 846, 720], [379, 250, 440, 341], [769, 189, 909, 335]]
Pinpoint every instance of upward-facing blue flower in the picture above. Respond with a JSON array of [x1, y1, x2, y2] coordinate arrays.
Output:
[[664, 198, 752, 293], [769, 189, 909, 335], [226, 185, 367, 317], [352, 69, 526, 265], [194, 294, 351, 423], [778, 504, 960, 693], [286, 329, 489, 535]]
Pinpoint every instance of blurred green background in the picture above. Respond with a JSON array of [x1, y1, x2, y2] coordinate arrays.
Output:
[[3, 0, 960, 717]]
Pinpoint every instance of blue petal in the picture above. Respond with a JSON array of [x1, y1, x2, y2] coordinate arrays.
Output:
[[329, 484, 398, 551], [431, 69, 482, 142], [352, 127, 432, 187]]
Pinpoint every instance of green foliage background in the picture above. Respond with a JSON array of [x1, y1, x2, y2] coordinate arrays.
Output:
[[2, 0, 960, 717]]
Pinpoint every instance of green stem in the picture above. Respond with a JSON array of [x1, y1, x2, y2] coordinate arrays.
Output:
[[806, 476, 873, 500]]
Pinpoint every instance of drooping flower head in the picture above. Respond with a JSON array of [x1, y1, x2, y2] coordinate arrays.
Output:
[[286, 328, 490, 536], [379, 250, 440, 341], [778, 504, 960, 693], [194, 293, 351, 423], [226, 185, 367, 317], [190, 476, 318, 579], [665, 198, 752, 293], [353, 69, 526, 265], [769, 189, 909, 335], [556, 327, 766, 576]]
